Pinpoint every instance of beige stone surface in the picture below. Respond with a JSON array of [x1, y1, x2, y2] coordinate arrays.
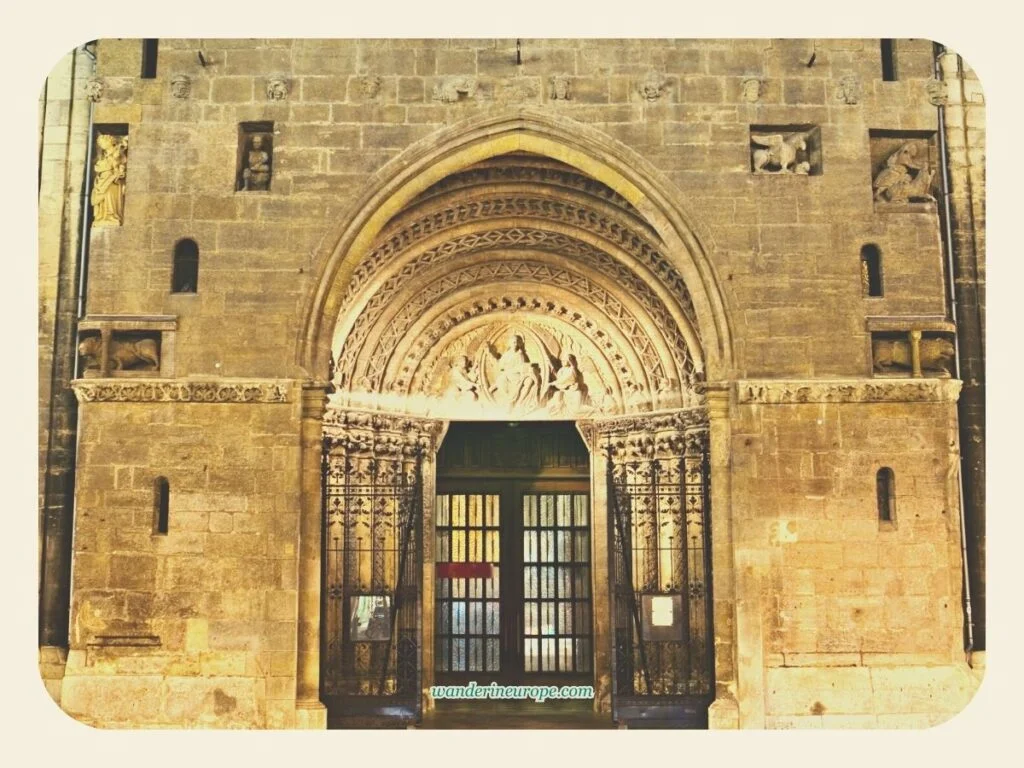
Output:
[[42, 38, 984, 729]]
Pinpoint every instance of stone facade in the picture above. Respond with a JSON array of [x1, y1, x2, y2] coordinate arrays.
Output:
[[37, 38, 985, 728]]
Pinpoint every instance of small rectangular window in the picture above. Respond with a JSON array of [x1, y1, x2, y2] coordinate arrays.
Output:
[[881, 39, 897, 81], [141, 39, 159, 79], [876, 468, 896, 525], [154, 477, 170, 534]]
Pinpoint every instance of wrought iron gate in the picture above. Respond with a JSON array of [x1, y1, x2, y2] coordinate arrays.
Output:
[[603, 421, 713, 726], [321, 411, 440, 722]]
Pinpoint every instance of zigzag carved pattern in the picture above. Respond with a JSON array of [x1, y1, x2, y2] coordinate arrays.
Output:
[[341, 196, 697, 327], [336, 229, 696, 388], [361, 262, 666, 391]]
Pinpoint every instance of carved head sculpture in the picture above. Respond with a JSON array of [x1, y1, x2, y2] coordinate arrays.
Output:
[[170, 74, 191, 99], [551, 75, 571, 100], [266, 77, 289, 100], [361, 75, 383, 99], [85, 78, 103, 102], [507, 333, 524, 352], [563, 354, 578, 369], [251, 135, 264, 151]]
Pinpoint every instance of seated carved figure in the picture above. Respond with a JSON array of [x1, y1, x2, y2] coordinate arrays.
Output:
[[490, 333, 541, 410], [547, 354, 586, 415]]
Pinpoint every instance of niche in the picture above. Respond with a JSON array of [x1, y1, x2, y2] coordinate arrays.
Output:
[[749, 125, 822, 176], [77, 315, 177, 378], [871, 329, 955, 378], [869, 130, 939, 209], [236, 122, 274, 192]]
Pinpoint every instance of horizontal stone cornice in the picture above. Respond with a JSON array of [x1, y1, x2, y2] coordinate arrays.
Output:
[[71, 378, 293, 404], [734, 378, 962, 405]]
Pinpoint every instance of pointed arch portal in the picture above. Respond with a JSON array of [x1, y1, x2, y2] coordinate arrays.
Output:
[[302, 112, 733, 728]]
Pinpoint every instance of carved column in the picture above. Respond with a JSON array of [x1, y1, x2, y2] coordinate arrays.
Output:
[[705, 385, 741, 729], [295, 381, 328, 728], [909, 330, 923, 378]]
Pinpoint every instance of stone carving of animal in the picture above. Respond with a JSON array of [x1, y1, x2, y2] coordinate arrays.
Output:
[[872, 336, 955, 377], [751, 132, 808, 173], [78, 336, 160, 371]]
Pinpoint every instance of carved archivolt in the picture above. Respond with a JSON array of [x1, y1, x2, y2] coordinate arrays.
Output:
[[339, 253, 695, 393], [328, 154, 708, 420], [72, 379, 291, 403]]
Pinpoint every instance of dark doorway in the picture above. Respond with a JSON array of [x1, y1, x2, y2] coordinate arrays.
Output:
[[434, 422, 593, 688]]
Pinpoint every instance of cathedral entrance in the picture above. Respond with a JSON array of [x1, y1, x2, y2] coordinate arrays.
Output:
[[433, 422, 593, 687]]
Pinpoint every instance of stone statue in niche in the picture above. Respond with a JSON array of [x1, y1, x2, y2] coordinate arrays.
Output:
[[488, 333, 542, 410], [873, 142, 935, 203], [550, 75, 571, 100], [751, 132, 809, 174], [170, 74, 191, 99], [445, 355, 480, 403], [546, 354, 586, 415], [91, 134, 128, 225], [240, 134, 272, 191], [78, 336, 160, 372]]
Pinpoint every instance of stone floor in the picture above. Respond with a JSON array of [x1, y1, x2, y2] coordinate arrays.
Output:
[[418, 700, 617, 730]]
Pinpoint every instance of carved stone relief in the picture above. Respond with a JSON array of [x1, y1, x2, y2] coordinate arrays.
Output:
[[90, 134, 128, 226], [170, 74, 191, 99], [736, 378, 962, 404], [85, 78, 103, 102], [871, 140, 937, 204], [741, 78, 762, 103], [550, 74, 571, 100], [79, 335, 160, 372], [432, 76, 477, 103], [266, 76, 289, 101], [638, 71, 668, 102], [750, 129, 812, 174], [340, 201, 697, 335], [359, 75, 383, 100], [835, 74, 861, 105], [73, 380, 290, 404], [926, 79, 949, 106], [497, 77, 541, 103], [872, 331, 955, 378]]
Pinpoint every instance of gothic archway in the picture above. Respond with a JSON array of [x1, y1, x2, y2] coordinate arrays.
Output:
[[303, 114, 731, 728]]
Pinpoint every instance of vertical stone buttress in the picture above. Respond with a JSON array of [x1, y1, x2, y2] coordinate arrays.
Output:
[[940, 51, 985, 650], [38, 45, 93, 696]]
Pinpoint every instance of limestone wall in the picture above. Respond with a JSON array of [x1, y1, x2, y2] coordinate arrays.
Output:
[[51, 38, 983, 728], [61, 393, 302, 728]]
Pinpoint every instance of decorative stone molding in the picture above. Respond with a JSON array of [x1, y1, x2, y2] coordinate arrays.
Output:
[[72, 379, 292, 404], [734, 378, 962, 404], [835, 74, 861, 105], [322, 406, 444, 455], [170, 74, 191, 99], [741, 78, 762, 103], [638, 71, 668, 102], [550, 74, 571, 100], [84, 78, 103, 102], [266, 75, 289, 101], [432, 76, 477, 103]]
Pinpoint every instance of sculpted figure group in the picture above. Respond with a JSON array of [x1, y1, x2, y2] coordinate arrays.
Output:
[[443, 333, 589, 416]]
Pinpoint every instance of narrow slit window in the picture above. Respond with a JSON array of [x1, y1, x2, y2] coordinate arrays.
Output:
[[861, 244, 883, 297], [154, 477, 170, 534], [876, 468, 896, 524], [141, 39, 159, 78], [880, 39, 897, 81], [172, 238, 199, 293]]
